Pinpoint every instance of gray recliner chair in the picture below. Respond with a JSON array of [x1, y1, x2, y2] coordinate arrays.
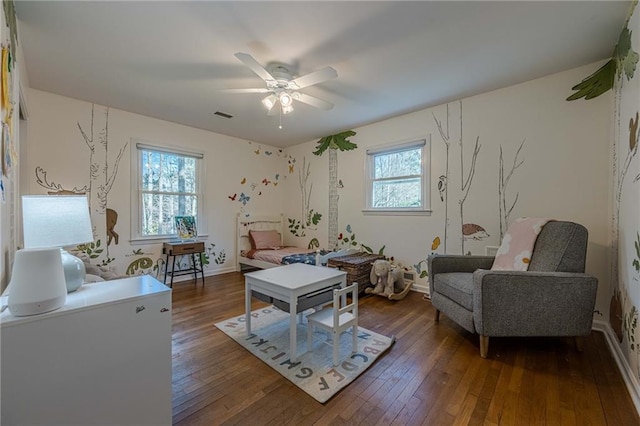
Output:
[[428, 221, 598, 358]]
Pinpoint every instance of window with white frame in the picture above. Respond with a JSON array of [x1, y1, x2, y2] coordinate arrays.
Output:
[[364, 137, 430, 214], [131, 142, 204, 240]]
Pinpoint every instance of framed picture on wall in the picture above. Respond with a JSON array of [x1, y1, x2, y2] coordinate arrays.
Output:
[[175, 216, 197, 241]]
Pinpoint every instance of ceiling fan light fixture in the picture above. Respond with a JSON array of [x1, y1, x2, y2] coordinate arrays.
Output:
[[261, 94, 277, 111], [279, 92, 293, 107], [282, 104, 294, 115]]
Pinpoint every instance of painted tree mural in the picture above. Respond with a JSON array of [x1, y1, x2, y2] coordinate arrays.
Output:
[[568, 2, 640, 380], [77, 105, 127, 253], [433, 101, 483, 255], [288, 157, 321, 237], [433, 105, 451, 253], [313, 130, 357, 248], [34, 104, 127, 263], [498, 140, 526, 240], [458, 136, 481, 254]]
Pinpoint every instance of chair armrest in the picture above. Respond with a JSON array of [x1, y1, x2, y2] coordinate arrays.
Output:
[[428, 254, 495, 292], [472, 270, 598, 337]]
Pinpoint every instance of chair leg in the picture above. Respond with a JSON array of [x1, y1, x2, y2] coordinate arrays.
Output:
[[479, 335, 489, 358], [333, 332, 339, 366], [352, 325, 358, 355], [574, 336, 584, 352], [307, 323, 313, 352], [434, 309, 440, 323]]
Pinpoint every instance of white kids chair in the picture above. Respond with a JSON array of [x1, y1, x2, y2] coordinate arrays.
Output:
[[306, 282, 359, 366]]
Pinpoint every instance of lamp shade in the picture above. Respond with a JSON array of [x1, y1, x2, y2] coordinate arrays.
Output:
[[261, 94, 277, 111], [23, 195, 94, 248], [22, 195, 94, 293]]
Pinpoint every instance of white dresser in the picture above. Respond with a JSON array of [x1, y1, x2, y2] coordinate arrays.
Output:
[[0, 275, 172, 425]]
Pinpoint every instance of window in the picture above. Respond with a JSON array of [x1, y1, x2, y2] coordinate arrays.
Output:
[[131, 141, 204, 241], [364, 137, 430, 214]]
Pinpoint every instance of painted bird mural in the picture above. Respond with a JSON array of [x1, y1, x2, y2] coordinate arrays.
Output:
[[630, 111, 638, 151], [437, 175, 447, 202]]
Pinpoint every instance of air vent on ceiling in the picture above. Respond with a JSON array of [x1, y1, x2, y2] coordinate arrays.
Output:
[[213, 111, 233, 119]]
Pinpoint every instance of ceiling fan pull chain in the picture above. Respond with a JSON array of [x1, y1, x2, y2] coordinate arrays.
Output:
[[279, 107, 283, 130]]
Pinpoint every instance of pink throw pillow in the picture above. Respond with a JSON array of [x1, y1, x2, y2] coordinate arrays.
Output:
[[249, 230, 281, 250], [491, 217, 551, 271]]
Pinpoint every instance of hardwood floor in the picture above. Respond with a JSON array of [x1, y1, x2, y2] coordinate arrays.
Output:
[[171, 272, 639, 425]]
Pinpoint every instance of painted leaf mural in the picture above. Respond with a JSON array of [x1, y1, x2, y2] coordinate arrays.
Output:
[[634, 232, 640, 273], [202, 243, 226, 266], [567, 6, 638, 101], [126, 257, 154, 276], [312, 130, 357, 156], [566, 59, 616, 101], [617, 27, 639, 80]]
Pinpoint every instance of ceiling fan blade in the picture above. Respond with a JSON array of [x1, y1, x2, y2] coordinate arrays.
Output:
[[293, 92, 334, 110], [289, 67, 337, 90], [219, 88, 271, 94], [234, 52, 276, 83]]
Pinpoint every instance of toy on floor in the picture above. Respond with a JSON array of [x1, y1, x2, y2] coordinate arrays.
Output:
[[365, 259, 412, 300]]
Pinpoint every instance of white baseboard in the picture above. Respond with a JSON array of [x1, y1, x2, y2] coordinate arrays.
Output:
[[411, 283, 429, 294], [592, 319, 640, 415], [158, 265, 237, 285]]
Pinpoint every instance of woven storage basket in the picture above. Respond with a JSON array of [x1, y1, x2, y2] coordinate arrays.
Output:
[[327, 253, 385, 294]]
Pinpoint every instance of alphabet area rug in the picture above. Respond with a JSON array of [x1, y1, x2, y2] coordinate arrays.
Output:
[[215, 305, 395, 403]]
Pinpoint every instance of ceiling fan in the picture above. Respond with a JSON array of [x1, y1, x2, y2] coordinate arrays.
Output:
[[224, 52, 337, 116]]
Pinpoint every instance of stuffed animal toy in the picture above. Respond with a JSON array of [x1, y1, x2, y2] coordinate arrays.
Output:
[[369, 259, 405, 296]]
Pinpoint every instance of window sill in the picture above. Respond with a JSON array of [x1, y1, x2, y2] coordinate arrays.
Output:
[[129, 234, 209, 246], [361, 209, 432, 216]]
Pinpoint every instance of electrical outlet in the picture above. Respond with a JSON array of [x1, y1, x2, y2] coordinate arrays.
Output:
[[485, 245, 499, 256]]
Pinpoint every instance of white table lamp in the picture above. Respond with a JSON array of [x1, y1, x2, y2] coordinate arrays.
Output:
[[22, 195, 94, 293], [6, 247, 68, 316]]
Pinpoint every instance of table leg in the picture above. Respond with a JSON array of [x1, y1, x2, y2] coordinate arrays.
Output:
[[163, 254, 169, 284], [170, 255, 177, 287], [190, 253, 197, 283], [199, 253, 205, 285], [245, 282, 252, 336], [290, 297, 298, 362]]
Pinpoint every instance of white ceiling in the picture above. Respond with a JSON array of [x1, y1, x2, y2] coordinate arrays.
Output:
[[14, 1, 630, 148]]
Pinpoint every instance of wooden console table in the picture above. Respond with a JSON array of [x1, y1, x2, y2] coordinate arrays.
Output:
[[163, 241, 205, 287]]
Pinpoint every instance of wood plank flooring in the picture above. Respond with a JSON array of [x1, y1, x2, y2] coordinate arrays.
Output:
[[171, 272, 639, 425]]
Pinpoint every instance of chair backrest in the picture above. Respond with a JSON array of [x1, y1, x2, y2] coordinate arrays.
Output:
[[528, 221, 588, 273], [332, 283, 358, 327]]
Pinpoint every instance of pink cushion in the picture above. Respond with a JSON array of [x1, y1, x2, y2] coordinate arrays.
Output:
[[249, 230, 281, 250], [491, 217, 552, 271]]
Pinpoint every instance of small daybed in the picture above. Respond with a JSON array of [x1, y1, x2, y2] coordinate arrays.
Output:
[[236, 214, 357, 271]]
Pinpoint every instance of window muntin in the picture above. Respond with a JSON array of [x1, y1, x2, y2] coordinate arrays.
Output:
[[135, 143, 202, 238]]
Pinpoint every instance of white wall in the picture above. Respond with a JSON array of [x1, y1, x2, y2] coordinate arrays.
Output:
[[282, 63, 611, 298], [23, 89, 287, 279], [606, 2, 640, 406]]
